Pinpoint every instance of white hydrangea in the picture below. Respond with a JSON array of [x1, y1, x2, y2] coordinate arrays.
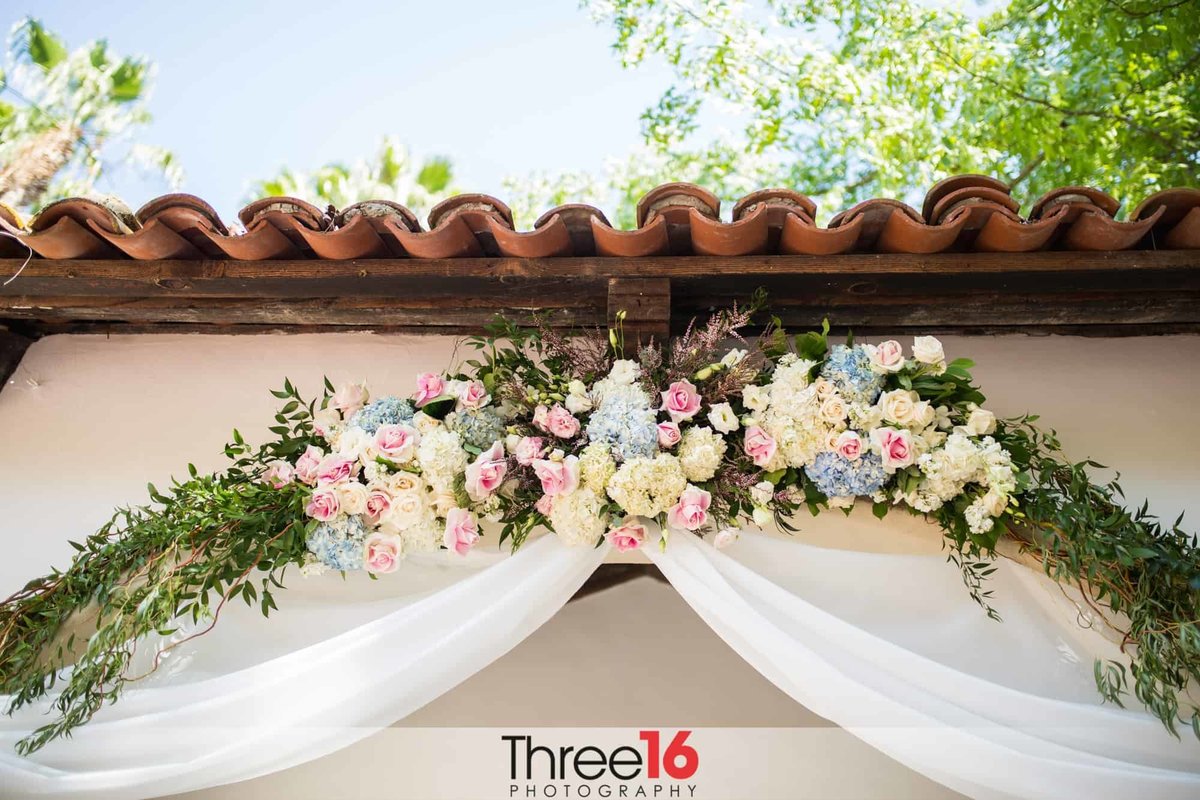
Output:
[[400, 516, 442, 552], [590, 359, 641, 404], [607, 454, 688, 518], [964, 498, 995, 535], [903, 432, 1018, 514], [416, 427, 468, 496], [678, 426, 727, 482], [760, 382, 828, 470], [549, 487, 608, 546], [579, 442, 616, 491]]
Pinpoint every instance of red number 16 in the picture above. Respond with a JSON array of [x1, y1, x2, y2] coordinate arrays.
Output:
[[639, 730, 699, 779]]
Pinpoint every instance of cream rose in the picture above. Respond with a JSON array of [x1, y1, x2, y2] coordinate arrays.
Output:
[[912, 336, 945, 365], [337, 482, 369, 515], [966, 406, 997, 436], [878, 389, 919, 426], [819, 395, 847, 424]]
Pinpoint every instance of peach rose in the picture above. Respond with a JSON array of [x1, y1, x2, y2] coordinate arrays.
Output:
[[332, 382, 369, 415]]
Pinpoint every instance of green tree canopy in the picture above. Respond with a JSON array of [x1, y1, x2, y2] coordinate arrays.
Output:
[[507, 0, 1198, 225], [251, 137, 457, 221], [0, 17, 179, 214]]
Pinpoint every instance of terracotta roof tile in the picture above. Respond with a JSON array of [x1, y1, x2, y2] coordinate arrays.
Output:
[[3, 176, 1197, 261]]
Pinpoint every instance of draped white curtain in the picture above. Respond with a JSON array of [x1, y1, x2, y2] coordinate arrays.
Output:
[[647, 528, 1200, 800], [0, 537, 607, 799], [3, 333, 1200, 799]]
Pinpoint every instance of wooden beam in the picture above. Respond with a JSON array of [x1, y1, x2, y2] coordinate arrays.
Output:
[[608, 277, 671, 342], [0, 251, 1196, 335]]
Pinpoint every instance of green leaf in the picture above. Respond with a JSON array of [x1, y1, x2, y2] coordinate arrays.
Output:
[[21, 19, 68, 70]]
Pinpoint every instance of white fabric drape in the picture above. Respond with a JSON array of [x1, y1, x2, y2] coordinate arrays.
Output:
[[647, 529, 1200, 800], [0, 536, 607, 799]]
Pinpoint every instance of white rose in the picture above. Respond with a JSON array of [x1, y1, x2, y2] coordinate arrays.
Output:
[[912, 336, 945, 365], [983, 490, 1008, 517], [712, 528, 740, 549], [431, 492, 457, 516], [388, 489, 428, 528], [966, 406, 997, 436], [750, 481, 774, 506], [720, 349, 748, 368], [413, 412, 440, 434], [388, 472, 425, 494], [752, 506, 773, 527], [935, 405, 953, 430], [812, 377, 836, 398], [608, 360, 640, 385], [878, 389, 919, 426], [337, 481, 369, 515], [312, 406, 342, 438], [914, 401, 936, 429], [741, 384, 771, 413], [819, 395, 847, 424], [565, 392, 593, 414], [707, 402, 740, 433]]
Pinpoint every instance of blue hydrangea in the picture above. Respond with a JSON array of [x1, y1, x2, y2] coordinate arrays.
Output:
[[804, 450, 887, 499], [305, 515, 367, 571], [446, 407, 506, 450], [585, 384, 659, 461], [349, 396, 414, 434], [820, 345, 885, 404]]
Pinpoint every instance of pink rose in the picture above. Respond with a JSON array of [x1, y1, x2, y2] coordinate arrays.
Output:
[[262, 460, 294, 489], [374, 423, 419, 463], [667, 485, 712, 531], [364, 485, 394, 524], [513, 436, 545, 466], [835, 430, 863, 461], [867, 340, 905, 373], [443, 508, 480, 556], [535, 494, 554, 515], [363, 531, 403, 574], [532, 405, 551, 432], [413, 372, 445, 407], [458, 380, 491, 410], [545, 405, 580, 439], [532, 456, 580, 496], [316, 453, 358, 485], [332, 382, 369, 415], [660, 380, 702, 423], [605, 518, 649, 552], [657, 421, 682, 448], [870, 426, 915, 472], [294, 445, 324, 485], [305, 486, 340, 521], [465, 441, 508, 501], [743, 426, 777, 468]]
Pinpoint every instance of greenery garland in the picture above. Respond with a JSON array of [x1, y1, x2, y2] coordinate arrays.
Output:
[[1, 308, 1198, 756]]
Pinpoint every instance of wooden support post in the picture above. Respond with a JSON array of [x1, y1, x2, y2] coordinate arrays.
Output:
[[0, 327, 33, 393], [607, 277, 671, 344]]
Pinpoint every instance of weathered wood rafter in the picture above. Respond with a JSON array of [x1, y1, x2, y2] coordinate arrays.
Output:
[[0, 251, 1197, 341]]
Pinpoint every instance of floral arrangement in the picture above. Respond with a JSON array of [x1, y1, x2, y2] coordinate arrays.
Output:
[[2, 299, 1198, 753]]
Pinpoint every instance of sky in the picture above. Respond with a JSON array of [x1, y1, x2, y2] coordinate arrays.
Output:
[[16, 1, 675, 220]]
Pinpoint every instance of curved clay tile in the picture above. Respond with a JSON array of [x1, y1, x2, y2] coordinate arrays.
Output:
[[778, 212, 862, 255], [829, 198, 968, 253], [428, 194, 513, 257], [488, 213, 573, 258], [927, 186, 1022, 251], [636, 183, 720, 255], [732, 189, 817, 253], [1132, 188, 1200, 250], [238, 197, 329, 256], [689, 204, 769, 256], [333, 200, 421, 257], [1028, 186, 1121, 221], [18, 198, 132, 259], [136, 194, 231, 258], [386, 214, 483, 259], [922, 174, 1010, 223], [591, 213, 670, 257], [89, 219, 205, 260], [293, 214, 391, 260], [1058, 205, 1164, 251], [972, 204, 1069, 252], [535, 204, 609, 256]]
